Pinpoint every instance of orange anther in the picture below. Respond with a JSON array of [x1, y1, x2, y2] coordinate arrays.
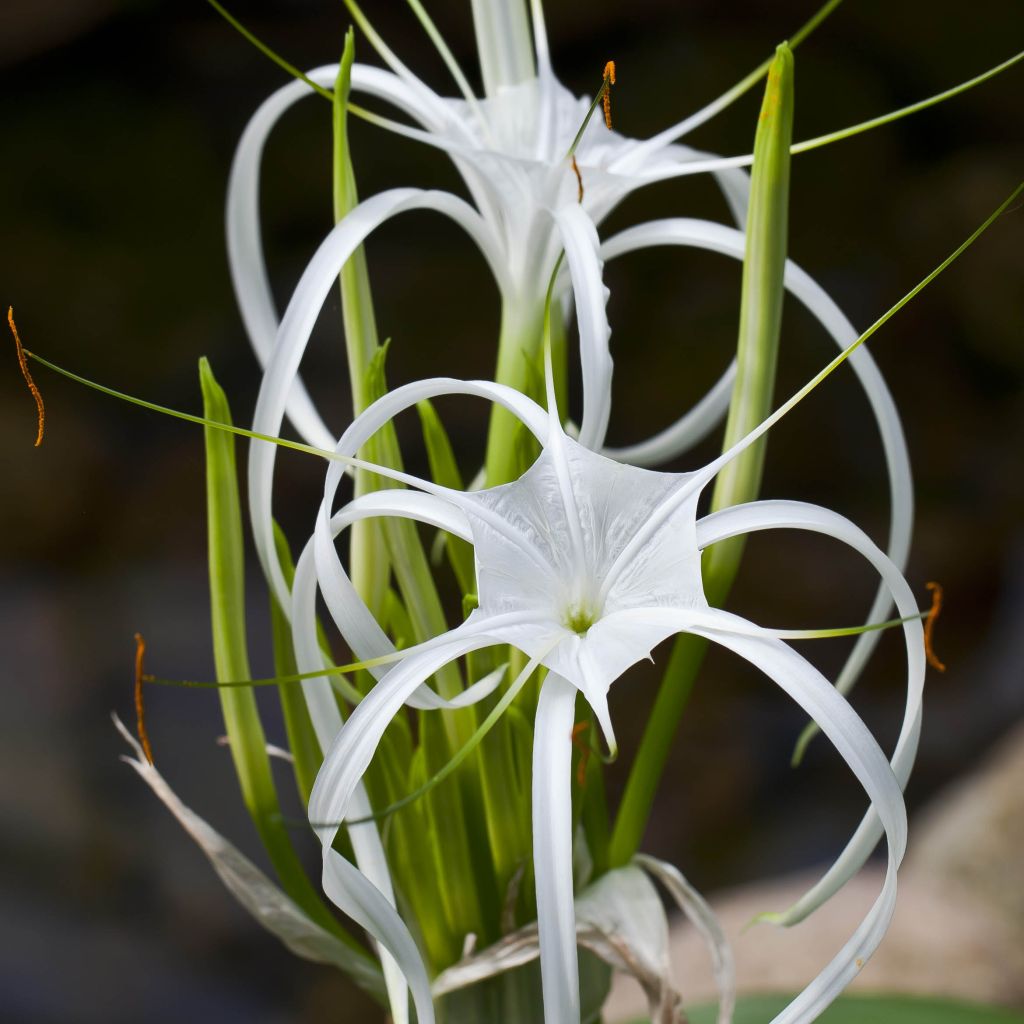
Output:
[[601, 61, 616, 130], [8, 307, 45, 446], [134, 632, 155, 764], [924, 581, 946, 672]]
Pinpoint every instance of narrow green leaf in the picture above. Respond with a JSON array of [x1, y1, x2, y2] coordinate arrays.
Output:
[[334, 29, 390, 621], [706, 41, 794, 597], [199, 357, 363, 950]]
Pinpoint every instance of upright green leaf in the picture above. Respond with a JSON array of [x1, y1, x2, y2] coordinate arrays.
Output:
[[199, 357, 362, 949], [705, 41, 795, 598], [334, 29, 389, 620]]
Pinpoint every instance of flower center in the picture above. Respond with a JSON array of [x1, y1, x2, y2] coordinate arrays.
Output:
[[563, 601, 598, 637]]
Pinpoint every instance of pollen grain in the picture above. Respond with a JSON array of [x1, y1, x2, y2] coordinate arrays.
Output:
[[924, 581, 946, 672], [134, 632, 155, 764], [8, 307, 45, 447]]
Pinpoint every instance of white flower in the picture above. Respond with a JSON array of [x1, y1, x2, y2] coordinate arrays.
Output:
[[285, 365, 924, 1024], [232, 2, 915, 740], [226, 0, 757, 460]]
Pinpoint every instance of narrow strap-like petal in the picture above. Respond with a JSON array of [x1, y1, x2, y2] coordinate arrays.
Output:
[[320, 846, 431, 1024], [601, 217, 913, 715], [684, 610, 906, 1024], [227, 62, 458, 449], [696, 499, 924, 925], [309, 635, 491, 845], [532, 673, 581, 1024], [552, 204, 613, 450], [248, 189, 508, 613]]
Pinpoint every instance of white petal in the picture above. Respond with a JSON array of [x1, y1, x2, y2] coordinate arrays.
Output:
[[226, 62, 464, 449], [112, 715, 385, 1000], [636, 853, 735, 1024], [683, 609, 906, 1024], [552, 204, 613, 450], [309, 636, 493, 843], [601, 216, 913, 712], [319, 846, 430, 1024], [696, 499, 924, 924], [532, 673, 581, 1024], [248, 190, 508, 613], [285, 535, 411, 1023]]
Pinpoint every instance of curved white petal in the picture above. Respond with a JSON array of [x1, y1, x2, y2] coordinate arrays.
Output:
[[532, 673, 581, 1024], [283, 520, 410, 1023], [552, 204, 613, 450], [226, 62, 462, 450], [302, 379, 552, 689], [306, 632, 502, 1024], [686, 609, 907, 1024], [320, 846, 429, 1024], [290, 489, 520, 713], [600, 217, 913, 713], [248, 190, 508, 612], [697, 499, 924, 925], [309, 635, 491, 841]]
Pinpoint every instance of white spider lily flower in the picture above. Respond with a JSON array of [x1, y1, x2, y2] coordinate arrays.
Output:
[[291, 367, 924, 1024], [227, 0, 760, 462]]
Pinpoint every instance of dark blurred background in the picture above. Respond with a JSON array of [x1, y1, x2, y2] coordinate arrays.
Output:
[[1, 1, 1021, 1021]]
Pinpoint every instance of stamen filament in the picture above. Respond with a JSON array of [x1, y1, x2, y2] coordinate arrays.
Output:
[[142, 646, 437, 690], [565, 61, 617, 159], [8, 307, 45, 447]]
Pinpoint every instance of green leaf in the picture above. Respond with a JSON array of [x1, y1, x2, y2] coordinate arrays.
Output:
[[334, 29, 389, 620], [199, 357, 362, 949], [705, 41, 794, 597], [677, 995, 1024, 1024]]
